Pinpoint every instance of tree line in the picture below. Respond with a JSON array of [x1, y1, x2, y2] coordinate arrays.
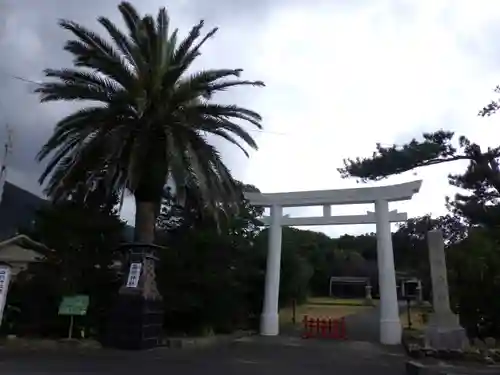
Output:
[[0, 181, 375, 337], [2, 167, 500, 339]]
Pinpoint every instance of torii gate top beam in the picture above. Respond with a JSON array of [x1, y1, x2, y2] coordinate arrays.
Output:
[[245, 180, 422, 207]]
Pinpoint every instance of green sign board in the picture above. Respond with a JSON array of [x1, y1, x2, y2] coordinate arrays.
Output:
[[58, 295, 89, 316]]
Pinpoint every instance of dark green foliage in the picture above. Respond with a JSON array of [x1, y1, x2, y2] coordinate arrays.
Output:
[[391, 214, 500, 337], [393, 215, 466, 273], [391, 215, 466, 303], [338, 130, 460, 181], [447, 229, 500, 338], [4, 181, 125, 338], [158, 227, 264, 335], [255, 228, 313, 305], [155, 182, 265, 334], [1, 264, 63, 337], [334, 234, 377, 260], [446, 139, 500, 228], [478, 85, 500, 117], [389, 199, 500, 339], [156, 181, 263, 238]]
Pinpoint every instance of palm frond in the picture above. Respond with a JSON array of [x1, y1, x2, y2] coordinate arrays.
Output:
[[38, 133, 87, 184], [44, 68, 124, 90], [117, 1, 142, 43], [43, 128, 127, 200], [171, 69, 244, 102], [199, 104, 262, 122], [156, 8, 169, 42], [35, 81, 115, 103], [180, 130, 239, 219], [97, 16, 138, 69], [206, 79, 265, 95], [141, 16, 157, 65], [172, 20, 205, 65], [155, 8, 170, 68], [59, 20, 135, 88], [162, 23, 217, 88], [186, 103, 262, 130], [189, 27, 218, 58], [204, 129, 250, 157], [197, 117, 258, 151], [37, 106, 122, 162]]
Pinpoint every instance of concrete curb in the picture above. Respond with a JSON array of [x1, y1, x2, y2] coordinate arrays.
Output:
[[406, 360, 500, 375], [0, 338, 102, 351], [0, 330, 255, 352], [406, 361, 434, 375], [406, 360, 466, 375]]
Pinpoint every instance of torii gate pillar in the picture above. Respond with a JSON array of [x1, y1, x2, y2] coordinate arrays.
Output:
[[260, 204, 283, 336], [375, 199, 401, 344]]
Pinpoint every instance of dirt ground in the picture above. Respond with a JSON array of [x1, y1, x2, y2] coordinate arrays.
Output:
[[279, 298, 372, 327]]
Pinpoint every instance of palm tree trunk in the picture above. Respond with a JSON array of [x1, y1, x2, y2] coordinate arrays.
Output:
[[134, 198, 157, 243]]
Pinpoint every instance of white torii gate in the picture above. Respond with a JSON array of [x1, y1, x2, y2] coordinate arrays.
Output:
[[244, 180, 422, 345]]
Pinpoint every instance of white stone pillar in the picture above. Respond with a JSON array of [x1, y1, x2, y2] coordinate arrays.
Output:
[[0, 264, 12, 328], [260, 204, 283, 336], [425, 229, 466, 349], [375, 199, 402, 345]]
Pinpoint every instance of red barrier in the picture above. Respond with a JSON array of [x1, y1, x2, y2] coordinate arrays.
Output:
[[301, 315, 346, 340]]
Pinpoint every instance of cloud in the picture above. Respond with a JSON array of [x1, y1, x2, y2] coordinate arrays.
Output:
[[1, 0, 500, 236]]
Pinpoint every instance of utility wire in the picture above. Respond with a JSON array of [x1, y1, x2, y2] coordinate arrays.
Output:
[[0, 68, 43, 86], [10, 74, 42, 86]]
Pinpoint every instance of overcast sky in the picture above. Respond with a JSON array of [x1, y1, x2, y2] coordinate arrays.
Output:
[[1, 0, 500, 237]]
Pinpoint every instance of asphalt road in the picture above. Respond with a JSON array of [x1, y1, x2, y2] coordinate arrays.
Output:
[[0, 336, 407, 375]]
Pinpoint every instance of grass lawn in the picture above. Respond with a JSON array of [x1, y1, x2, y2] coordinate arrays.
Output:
[[307, 296, 377, 306], [280, 297, 373, 327]]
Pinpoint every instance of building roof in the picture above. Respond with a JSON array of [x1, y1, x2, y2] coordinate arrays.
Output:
[[329, 276, 369, 284], [0, 234, 50, 264]]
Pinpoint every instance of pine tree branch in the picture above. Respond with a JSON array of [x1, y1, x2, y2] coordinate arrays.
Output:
[[337, 130, 498, 182]]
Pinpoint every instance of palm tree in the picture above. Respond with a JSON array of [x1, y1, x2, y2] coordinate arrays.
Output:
[[35, 2, 264, 243]]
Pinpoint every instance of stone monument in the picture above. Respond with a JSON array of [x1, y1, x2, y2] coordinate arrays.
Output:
[[425, 229, 467, 350], [104, 243, 164, 350]]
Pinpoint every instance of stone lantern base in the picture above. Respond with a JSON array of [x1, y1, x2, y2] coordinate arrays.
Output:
[[424, 313, 468, 350], [103, 243, 164, 350]]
